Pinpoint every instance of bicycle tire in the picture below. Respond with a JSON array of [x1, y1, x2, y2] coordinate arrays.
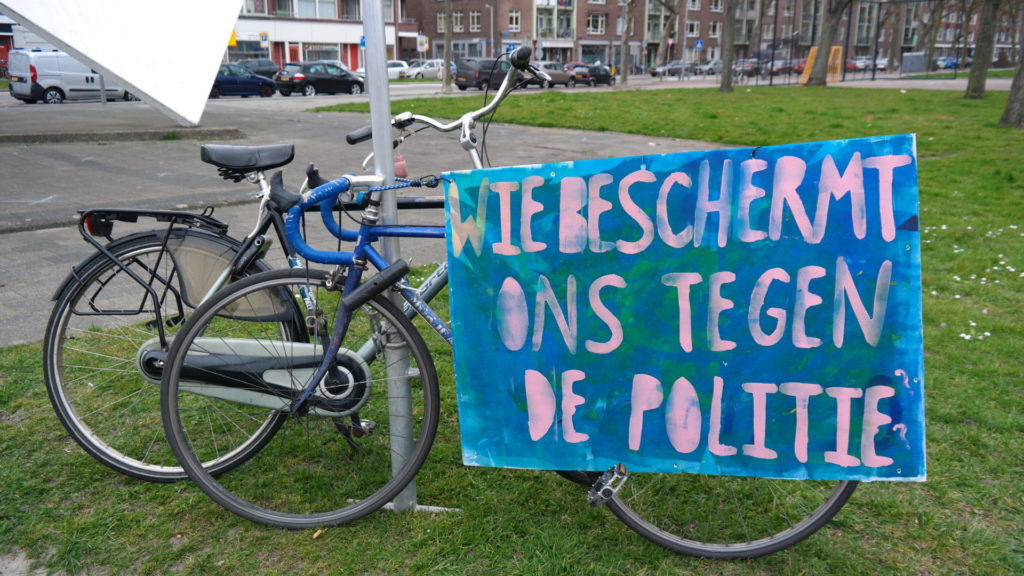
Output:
[[161, 268, 440, 528], [605, 474, 857, 558], [43, 230, 285, 482]]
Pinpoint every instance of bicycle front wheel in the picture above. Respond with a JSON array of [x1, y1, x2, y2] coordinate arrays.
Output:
[[161, 268, 440, 528], [606, 473, 857, 558], [43, 230, 280, 482]]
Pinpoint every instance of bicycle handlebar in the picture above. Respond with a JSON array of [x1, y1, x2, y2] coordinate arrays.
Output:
[[344, 47, 544, 143], [290, 49, 543, 265]]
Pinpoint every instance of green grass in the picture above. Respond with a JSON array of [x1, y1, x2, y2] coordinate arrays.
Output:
[[905, 69, 1016, 80], [3, 86, 1023, 574]]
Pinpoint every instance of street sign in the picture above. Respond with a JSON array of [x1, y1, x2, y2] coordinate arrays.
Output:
[[695, 39, 704, 51]]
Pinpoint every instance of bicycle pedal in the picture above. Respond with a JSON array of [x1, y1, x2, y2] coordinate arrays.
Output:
[[587, 463, 629, 507]]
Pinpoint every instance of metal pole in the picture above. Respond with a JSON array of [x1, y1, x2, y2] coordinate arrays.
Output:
[[361, 0, 414, 512], [770, 0, 779, 85], [486, 4, 494, 57], [842, 0, 852, 81], [682, 3, 689, 80], [871, 1, 881, 80]]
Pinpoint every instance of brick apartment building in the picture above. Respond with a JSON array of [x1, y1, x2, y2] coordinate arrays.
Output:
[[4, 1, 1019, 74]]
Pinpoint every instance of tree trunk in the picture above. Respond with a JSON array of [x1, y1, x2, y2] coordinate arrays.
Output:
[[887, 4, 903, 72], [621, 0, 637, 86], [999, 52, 1024, 127], [654, 0, 683, 65], [966, 0, 1001, 98], [721, 0, 738, 92], [924, 2, 947, 76], [806, 0, 854, 86]]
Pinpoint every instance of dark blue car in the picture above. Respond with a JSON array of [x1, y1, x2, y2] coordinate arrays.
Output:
[[210, 63, 276, 98]]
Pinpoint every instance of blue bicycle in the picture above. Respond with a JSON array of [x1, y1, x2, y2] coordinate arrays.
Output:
[[158, 48, 856, 558]]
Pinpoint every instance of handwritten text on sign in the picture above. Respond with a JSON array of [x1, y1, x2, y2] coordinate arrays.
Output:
[[444, 135, 925, 481]]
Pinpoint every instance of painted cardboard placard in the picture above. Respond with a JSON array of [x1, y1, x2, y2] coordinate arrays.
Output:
[[444, 134, 925, 481]]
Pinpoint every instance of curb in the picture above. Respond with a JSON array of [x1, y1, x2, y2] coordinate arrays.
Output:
[[0, 127, 246, 144]]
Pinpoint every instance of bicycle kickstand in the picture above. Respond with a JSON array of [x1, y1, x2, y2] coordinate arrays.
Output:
[[588, 463, 629, 507]]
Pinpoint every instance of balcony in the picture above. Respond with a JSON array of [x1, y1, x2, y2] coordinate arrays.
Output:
[[536, 26, 575, 40], [536, 0, 574, 8]]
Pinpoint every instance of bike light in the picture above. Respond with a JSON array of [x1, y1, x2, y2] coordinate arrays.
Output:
[[83, 214, 113, 237]]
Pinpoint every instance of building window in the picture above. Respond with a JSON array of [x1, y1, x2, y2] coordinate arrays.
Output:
[[509, 9, 521, 32], [454, 11, 464, 32], [856, 4, 875, 45], [590, 0, 607, 4], [687, 21, 699, 37], [587, 13, 607, 34], [437, 12, 446, 32], [687, 0, 700, 10], [470, 10, 481, 32], [243, 0, 269, 15], [298, 0, 337, 19], [711, 0, 723, 12], [342, 0, 360, 20], [709, 20, 721, 38]]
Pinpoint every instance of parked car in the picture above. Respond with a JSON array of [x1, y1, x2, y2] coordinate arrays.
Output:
[[764, 59, 797, 76], [695, 59, 722, 75], [650, 60, 686, 77], [237, 58, 280, 79], [274, 62, 365, 96], [850, 56, 873, 70], [931, 56, 960, 71], [573, 65, 616, 86], [527, 61, 576, 88], [7, 48, 137, 104], [454, 57, 510, 91], [400, 59, 453, 79], [210, 63, 276, 98], [562, 60, 588, 72], [732, 58, 762, 77], [874, 57, 889, 71], [356, 60, 410, 80]]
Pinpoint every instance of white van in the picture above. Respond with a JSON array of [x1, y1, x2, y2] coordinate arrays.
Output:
[[7, 48, 137, 104]]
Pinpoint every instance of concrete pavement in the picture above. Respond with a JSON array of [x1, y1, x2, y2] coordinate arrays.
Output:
[[0, 87, 725, 347], [0, 73, 1012, 347]]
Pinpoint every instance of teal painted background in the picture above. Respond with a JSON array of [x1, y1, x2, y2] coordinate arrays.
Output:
[[444, 134, 925, 481]]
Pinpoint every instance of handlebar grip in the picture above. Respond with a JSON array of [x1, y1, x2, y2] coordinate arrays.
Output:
[[510, 46, 533, 70], [346, 124, 373, 145]]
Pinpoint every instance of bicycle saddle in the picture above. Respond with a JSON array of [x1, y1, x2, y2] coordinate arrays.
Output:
[[200, 144, 295, 173]]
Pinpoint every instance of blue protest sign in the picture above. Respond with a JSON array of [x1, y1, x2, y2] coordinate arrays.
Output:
[[444, 135, 925, 481]]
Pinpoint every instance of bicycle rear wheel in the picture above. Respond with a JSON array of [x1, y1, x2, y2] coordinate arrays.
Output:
[[43, 230, 283, 482], [161, 268, 440, 528], [606, 473, 857, 558]]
